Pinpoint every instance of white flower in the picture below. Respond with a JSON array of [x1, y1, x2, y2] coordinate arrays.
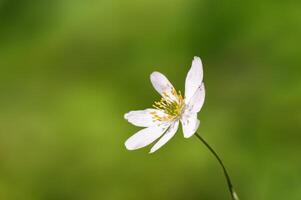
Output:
[[124, 56, 205, 153]]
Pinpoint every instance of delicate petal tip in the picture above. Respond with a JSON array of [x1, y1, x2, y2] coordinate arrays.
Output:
[[150, 71, 163, 85], [149, 148, 156, 154], [193, 56, 201, 62], [124, 112, 130, 120], [148, 147, 158, 154], [183, 131, 195, 138], [150, 71, 175, 96], [192, 57, 202, 70], [150, 71, 160, 78], [125, 140, 134, 150]]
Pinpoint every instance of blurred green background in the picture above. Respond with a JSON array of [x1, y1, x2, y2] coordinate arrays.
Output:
[[0, 0, 301, 200]]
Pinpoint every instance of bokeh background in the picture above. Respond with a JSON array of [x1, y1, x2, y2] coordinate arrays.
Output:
[[0, 0, 301, 200]]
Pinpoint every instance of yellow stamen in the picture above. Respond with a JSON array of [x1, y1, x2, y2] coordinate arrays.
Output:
[[151, 88, 184, 122]]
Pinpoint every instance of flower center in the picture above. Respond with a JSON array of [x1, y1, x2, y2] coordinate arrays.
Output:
[[152, 88, 184, 121]]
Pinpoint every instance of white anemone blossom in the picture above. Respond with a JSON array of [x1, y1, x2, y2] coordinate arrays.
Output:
[[124, 56, 205, 153]]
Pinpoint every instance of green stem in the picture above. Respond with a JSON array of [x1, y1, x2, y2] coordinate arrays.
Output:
[[195, 132, 239, 200]]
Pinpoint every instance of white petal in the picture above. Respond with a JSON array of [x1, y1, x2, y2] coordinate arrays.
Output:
[[185, 56, 203, 104], [181, 113, 200, 138], [150, 71, 176, 98], [186, 83, 205, 113], [125, 124, 170, 150], [149, 120, 179, 153], [124, 109, 167, 127]]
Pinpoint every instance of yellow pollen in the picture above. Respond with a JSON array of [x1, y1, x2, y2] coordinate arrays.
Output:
[[151, 88, 184, 122]]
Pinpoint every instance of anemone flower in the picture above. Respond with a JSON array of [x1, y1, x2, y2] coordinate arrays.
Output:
[[124, 57, 239, 200], [125, 56, 204, 153]]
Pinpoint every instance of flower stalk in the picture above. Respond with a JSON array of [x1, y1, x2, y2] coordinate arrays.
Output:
[[195, 132, 239, 200]]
